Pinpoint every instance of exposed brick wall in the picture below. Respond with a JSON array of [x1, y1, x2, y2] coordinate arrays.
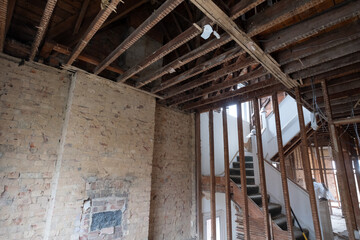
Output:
[[0, 55, 196, 240], [0, 55, 70, 239], [48, 72, 156, 240], [149, 106, 196, 240]]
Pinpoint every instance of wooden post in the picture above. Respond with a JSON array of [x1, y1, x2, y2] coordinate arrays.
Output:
[[237, 102, 250, 240], [354, 137, 360, 195], [309, 146, 317, 181], [341, 133, 360, 229], [222, 108, 232, 240], [209, 110, 216, 240], [320, 147, 329, 188], [295, 87, 322, 240], [314, 131, 325, 184], [272, 93, 294, 239], [321, 80, 357, 239], [253, 97, 271, 239], [195, 113, 203, 239]]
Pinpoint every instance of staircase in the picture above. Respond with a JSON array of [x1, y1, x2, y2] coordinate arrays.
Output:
[[230, 156, 310, 240]]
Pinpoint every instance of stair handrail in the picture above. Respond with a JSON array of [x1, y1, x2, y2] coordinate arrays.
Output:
[[219, 150, 239, 176]]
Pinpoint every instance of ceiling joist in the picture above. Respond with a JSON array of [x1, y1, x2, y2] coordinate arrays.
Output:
[[0, 0, 8, 52]]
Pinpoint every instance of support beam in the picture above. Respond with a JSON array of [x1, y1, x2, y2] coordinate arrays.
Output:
[[151, 46, 244, 93], [73, 0, 90, 35], [195, 113, 203, 240], [320, 80, 357, 240], [334, 116, 360, 125], [354, 138, 360, 197], [209, 110, 216, 240], [272, 92, 295, 240], [263, 0, 360, 53], [93, 0, 184, 75], [313, 131, 325, 184], [5, 0, 15, 37], [222, 108, 232, 240], [253, 97, 271, 239], [295, 87, 322, 240], [189, 0, 297, 89], [236, 102, 250, 240], [0, 0, 8, 52], [29, 0, 58, 61], [66, 0, 122, 66]]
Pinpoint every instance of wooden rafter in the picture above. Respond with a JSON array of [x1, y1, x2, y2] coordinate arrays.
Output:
[[0, 0, 8, 52], [66, 0, 123, 66], [189, 0, 296, 89], [5, 0, 15, 39], [73, 0, 90, 35], [94, 0, 185, 75], [29, 0, 58, 60]]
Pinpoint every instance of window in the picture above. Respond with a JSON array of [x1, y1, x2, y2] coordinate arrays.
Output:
[[203, 210, 225, 240]]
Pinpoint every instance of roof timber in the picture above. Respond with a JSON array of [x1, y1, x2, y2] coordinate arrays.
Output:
[[119, 0, 265, 85], [283, 38, 360, 74], [276, 20, 360, 65], [0, 0, 8, 52], [137, 0, 324, 89], [29, 0, 58, 60], [93, 0, 185, 75], [66, 0, 122, 66], [263, 0, 360, 53], [73, 0, 90, 35]]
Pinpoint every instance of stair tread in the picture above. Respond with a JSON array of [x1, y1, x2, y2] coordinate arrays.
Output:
[[293, 226, 309, 239], [230, 175, 255, 178]]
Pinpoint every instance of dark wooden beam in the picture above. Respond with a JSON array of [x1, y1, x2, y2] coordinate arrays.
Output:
[[73, 0, 90, 35], [230, 0, 266, 20], [246, 0, 326, 36], [94, 0, 184, 75], [283, 38, 360, 74], [164, 57, 256, 99], [66, 0, 122, 66], [295, 87, 322, 240], [119, 25, 203, 84], [181, 72, 272, 110], [29, 0, 58, 60], [195, 113, 203, 239], [277, 20, 360, 65], [209, 110, 216, 239], [263, 0, 360, 53], [291, 52, 360, 80], [5, 0, 15, 39], [236, 102, 250, 240], [222, 109, 232, 240], [334, 116, 360, 125], [272, 92, 294, 239], [313, 131, 325, 184], [189, 0, 297, 88], [253, 97, 271, 239], [0, 0, 8, 52], [321, 80, 357, 239], [151, 46, 244, 93]]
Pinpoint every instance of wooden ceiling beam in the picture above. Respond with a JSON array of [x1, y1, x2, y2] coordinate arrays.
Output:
[[152, 46, 244, 93], [189, 0, 297, 89], [73, 0, 90, 35], [66, 0, 122, 66], [137, 0, 315, 88], [182, 77, 276, 110], [246, 0, 326, 36], [277, 20, 360, 65], [263, 0, 360, 53], [93, 0, 185, 75], [283, 38, 360, 74], [29, 0, 58, 60], [168, 67, 268, 106], [5, 0, 15, 39], [291, 52, 360, 80], [196, 84, 286, 113], [164, 57, 257, 99], [0, 0, 8, 52]]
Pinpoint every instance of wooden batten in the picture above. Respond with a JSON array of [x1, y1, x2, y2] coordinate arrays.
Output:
[[237, 103, 250, 240], [253, 97, 271, 239], [272, 93, 294, 240], [313, 131, 325, 184], [209, 110, 216, 240], [321, 80, 357, 239], [195, 113, 203, 239], [0, 0, 8, 52], [295, 87, 322, 240], [222, 108, 232, 240]]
